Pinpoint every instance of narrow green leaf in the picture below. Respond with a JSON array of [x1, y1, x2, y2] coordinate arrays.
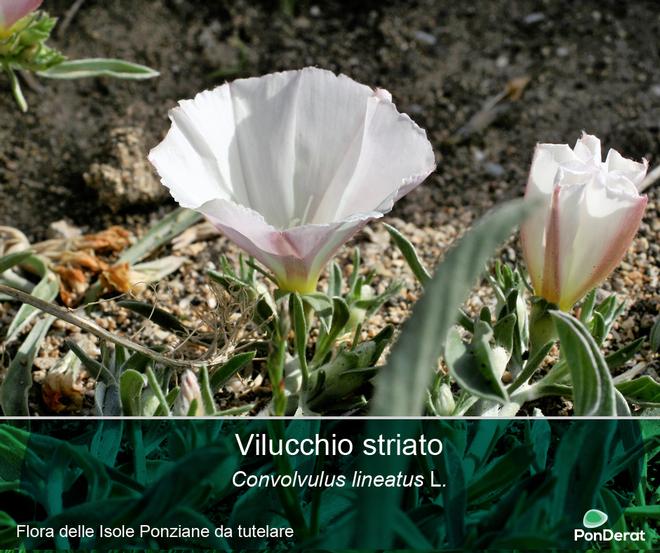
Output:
[[393, 509, 434, 549], [0, 315, 54, 415], [0, 250, 32, 273], [5, 64, 28, 112], [119, 369, 147, 416], [116, 300, 187, 334], [0, 510, 17, 548], [0, 425, 30, 481], [213, 403, 255, 416], [131, 255, 187, 283], [613, 388, 631, 415], [456, 309, 474, 333], [121, 350, 152, 373], [38, 58, 159, 80], [165, 386, 180, 408], [120, 208, 201, 264], [94, 381, 121, 416], [551, 310, 616, 416], [89, 420, 123, 466], [438, 439, 466, 547], [328, 262, 343, 297], [650, 316, 660, 353], [370, 199, 530, 415], [6, 255, 59, 341], [579, 289, 597, 323], [348, 247, 361, 293], [493, 312, 516, 353], [207, 269, 250, 292], [509, 341, 553, 392], [359, 280, 403, 318], [605, 338, 644, 370], [146, 366, 171, 416], [199, 365, 216, 415], [312, 297, 350, 365], [596, 295, 625, 329], [589, 311, 607, 345], [549, 422, 616, 527], [462, 420, 508, 480], [209, 351, 256, 391], [384, 222, 431, 285], [615, 377, 660, 407], [66, 339, 116, 384], [527, 419, 551, 473], [186, 398, 199, 416]]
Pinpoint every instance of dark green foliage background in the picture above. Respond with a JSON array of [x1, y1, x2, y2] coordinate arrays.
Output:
[[0, 419, 657, 551]]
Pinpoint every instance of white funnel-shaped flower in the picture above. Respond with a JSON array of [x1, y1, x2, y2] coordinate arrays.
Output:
[[521, 133, 647, 310], [149, 67, 436, 292]]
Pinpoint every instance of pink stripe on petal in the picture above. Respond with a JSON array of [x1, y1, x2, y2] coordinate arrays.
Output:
[[200, 198, 375, 293], [520, 215, 545, 295], [540, 186, 563, 305]]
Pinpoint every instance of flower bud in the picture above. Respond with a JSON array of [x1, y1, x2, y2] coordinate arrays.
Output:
[[173, 370, 203, 416], [435, 383, 455, 416], [521, 133, 647, 310]]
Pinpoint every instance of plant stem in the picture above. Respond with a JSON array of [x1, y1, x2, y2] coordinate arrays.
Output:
[[289, 293, 311, 390], [267, 420, 310, 537], [146, 366, 171, 416], [0, 283, 221, 370], [267, 339, 287, 415], [4, 63, 28, 112]]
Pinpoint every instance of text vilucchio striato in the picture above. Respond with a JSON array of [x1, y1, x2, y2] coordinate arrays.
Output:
[[235, 432, 443, 456]]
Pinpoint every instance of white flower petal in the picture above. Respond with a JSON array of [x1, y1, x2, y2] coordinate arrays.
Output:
[[561, 182, 647, 309], [333, 95, 436, 220], [605, 148, 648, 187], [521, 143, 576, 292], [148, 87, 238, 209], [526, 144, 576, 196], [573, 132, 601, 163], [282, 68, 378, 226]]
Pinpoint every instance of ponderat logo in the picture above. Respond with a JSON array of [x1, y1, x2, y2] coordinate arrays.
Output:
[[583, 509, 608, 529], [574, 509, 645, 543]]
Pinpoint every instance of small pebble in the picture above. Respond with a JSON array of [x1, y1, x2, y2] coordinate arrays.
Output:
[[414, 30, 437, 46], [523, 12, 545, 25], [484, 162, 505, 177]]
